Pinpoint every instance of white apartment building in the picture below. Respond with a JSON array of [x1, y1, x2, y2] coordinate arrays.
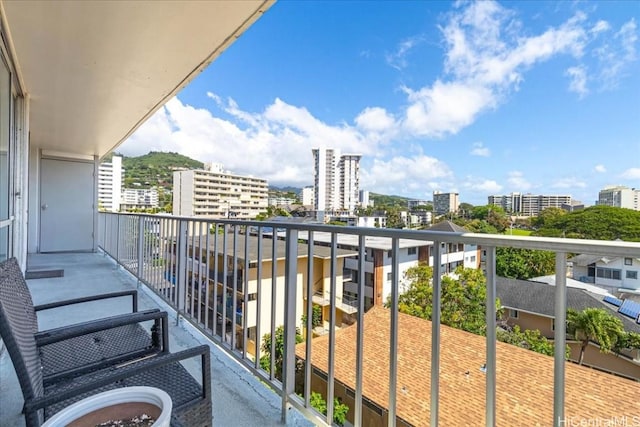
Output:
[[340, 154, 361, 212], [121, 188, 159, 210], [98, 155, 123, 212], [300, 186, 314, 206], [433, 191, 459, 216], [488, 193, 573, 216], [299, 221, 480, 310], [173, 163, 268, 219], [267, 197, 297, 207], [598, 186, 639, 210], [312, 148, 361, 216]]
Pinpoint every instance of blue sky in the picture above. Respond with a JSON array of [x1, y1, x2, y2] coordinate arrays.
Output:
[[119, 1, 639, 206]]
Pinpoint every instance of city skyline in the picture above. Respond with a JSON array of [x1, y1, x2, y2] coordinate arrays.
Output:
[[118, 1, 639, 206]]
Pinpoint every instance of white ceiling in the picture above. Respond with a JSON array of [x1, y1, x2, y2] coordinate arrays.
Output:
[[1, 0, 274, 158]]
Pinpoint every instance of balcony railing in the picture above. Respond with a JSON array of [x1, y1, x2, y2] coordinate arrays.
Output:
[[98, 212, 640, 427]]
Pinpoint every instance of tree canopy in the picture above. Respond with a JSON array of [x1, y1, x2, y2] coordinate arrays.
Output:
[[567, 308, 625, 365], [393, 263, 501, 336], [495, 247, 556, 280], [534, 206, 640, 241]]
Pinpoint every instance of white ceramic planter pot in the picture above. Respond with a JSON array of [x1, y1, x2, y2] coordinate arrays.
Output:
[[42, 386, 172, 427]]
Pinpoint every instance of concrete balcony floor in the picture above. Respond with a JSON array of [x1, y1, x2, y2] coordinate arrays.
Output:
[[0, 252, 313, 427]]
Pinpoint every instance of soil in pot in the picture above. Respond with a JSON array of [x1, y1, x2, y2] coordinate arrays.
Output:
[[66, 402, 161, 427]]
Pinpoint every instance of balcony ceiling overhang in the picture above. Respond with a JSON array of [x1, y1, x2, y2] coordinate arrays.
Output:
[[1, 0, 274, 158]]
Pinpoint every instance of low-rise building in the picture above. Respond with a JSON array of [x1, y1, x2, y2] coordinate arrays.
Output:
[[299, 221, 479, 310], [173, 163, 268, 219], [570, 254, 640, 293], [120, 188, 159, 211], [172, 234, 356, 355], [497, 276, 640, 380]]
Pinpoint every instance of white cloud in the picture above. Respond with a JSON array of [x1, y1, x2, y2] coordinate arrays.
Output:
[[593, 19, 638, 90], [566, 65, 589, 98], [399, 1, 592, 138], [591, 20, 610, 35], [386, 36, 422, 70], [462, 177, 503, 193], [552, 178, 587, 189], [120, 97, 371, 187], [507, 171, 532, 190], [594, 164, 606, 173], [355, 107, 397, 135], [620, 168, 640, 179], [470, 142, 490, 157], [361, 155, 453, 196]]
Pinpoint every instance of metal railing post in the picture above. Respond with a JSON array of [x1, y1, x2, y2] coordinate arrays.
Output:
[[176, 219, 188, 324], [430, 242, 442, 426], [137, 216, 144, 281], [554, 252, 567, 427], [282, 228, 298, 423], [388, 237, 400, 427], [354, 234, 365, 427], [485, 246, 497, 427]]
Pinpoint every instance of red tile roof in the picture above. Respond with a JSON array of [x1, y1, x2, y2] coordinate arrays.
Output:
[[296, 306, 640, 426]]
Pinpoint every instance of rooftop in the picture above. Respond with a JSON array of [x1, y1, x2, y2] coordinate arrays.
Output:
[[192, 233, 357, 261], [496, 276, 640, 333], [0, 252, 312, 427], [297, 306, 640, 426]]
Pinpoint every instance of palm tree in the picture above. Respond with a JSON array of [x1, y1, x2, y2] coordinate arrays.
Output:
[[566, 308, 624, 365]]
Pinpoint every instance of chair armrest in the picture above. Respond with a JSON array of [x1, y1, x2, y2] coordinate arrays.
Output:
[[25, 345, 211, 412], [34, 289, 138, 313], [35, 308, 165, 346]]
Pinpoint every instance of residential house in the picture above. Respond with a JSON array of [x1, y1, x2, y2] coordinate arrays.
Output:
[[497, 276, 640, 379], [296, 306, 639, 426], [570, 253, 640, 293]]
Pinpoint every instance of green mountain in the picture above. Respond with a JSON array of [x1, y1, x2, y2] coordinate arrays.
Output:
[[117, 151, 204, 189], [369, 192, 411, 208]]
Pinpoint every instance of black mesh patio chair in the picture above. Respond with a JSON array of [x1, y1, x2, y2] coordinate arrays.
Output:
[[0, 257, 212, 426], [0, 257, 168, 383]]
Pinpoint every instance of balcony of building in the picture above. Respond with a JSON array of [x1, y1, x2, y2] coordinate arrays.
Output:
[[3, 213, 640, 426], [0, 251, 313, 427]]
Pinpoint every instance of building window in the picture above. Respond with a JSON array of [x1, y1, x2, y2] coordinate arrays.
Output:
[[596, 267, 622, 280], [470, 255, 476, 263], [387, 250, 392, 258], [625, 258, 633, 266], [387, 272, 392, 281], [509, 309, 519, 319], [407, 247, 417, 256], [627, 270, 638, 280]]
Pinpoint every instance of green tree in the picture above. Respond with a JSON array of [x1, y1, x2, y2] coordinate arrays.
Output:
[[463, 219, 499, 234], [393, 264, 501, 335], [496, 247, 555, 280], [260, 325, 303, 380], [534, 206, 640, 241], [256, 206, 291, 221], [497, 325, 555, 356], [309, 392, 349, 426], [616, 331, 640, 353], [566, 308, 625, 365], [471, 205, 505, 220], [385, 208, 405, 229], [531, 207, 567, 228]]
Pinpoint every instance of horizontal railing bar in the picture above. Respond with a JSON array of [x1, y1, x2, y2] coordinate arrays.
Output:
[[101, 212, 640, 257]]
